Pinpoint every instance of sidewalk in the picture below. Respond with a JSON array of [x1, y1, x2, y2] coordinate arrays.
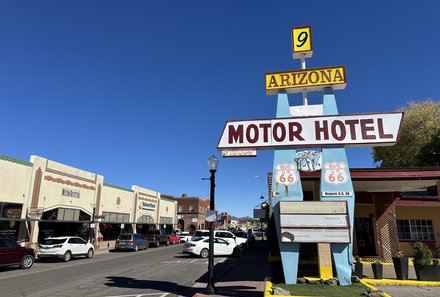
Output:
[[193, 239, 270, 297]]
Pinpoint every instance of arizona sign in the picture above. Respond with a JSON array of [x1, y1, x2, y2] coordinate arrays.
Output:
[[217, 112, 403, 150], [265, 66, 346, 95]]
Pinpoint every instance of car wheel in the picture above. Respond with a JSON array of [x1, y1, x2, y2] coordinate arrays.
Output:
[[155, 240, 160, 248], [200, 248, 209, 258], [233, 247, 242, 258], [86, 248, 94, 258], [63, 251, 72, 262], [134, 245, 139, 252], [165, 240, 170, 246], [20, 255, 34, 269]]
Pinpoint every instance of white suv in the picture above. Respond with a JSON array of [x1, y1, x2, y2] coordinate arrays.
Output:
[[38, 236, 94, 262], [194, 230, 248, 250]]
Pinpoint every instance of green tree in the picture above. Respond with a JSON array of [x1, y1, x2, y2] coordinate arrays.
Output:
[[372, 99, 440, 167]]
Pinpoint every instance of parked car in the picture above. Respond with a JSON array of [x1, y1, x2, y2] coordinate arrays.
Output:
[[179, 231, 192, 243], [38, 236, 94, 262], [183, 237, 241, 258], [194, 229, 248, 251], [0, 238, 35, 269], [146, 229, 170, 247], [251, 228, 264, 238], [115, 233, 149, 251], [169, 233, 180, 245]]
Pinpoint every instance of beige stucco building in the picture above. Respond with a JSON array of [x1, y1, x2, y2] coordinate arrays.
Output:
[[0, 154, 177, 245]]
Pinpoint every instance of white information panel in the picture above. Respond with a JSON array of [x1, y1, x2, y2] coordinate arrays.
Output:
[[279, 201, 347, 214], [281, 228, 350, 243], [280, 214, 348, 228]]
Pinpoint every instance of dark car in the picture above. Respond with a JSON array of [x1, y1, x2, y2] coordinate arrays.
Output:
[[115, 233, 149, 252], [146, 229, 170, 247], [0, 238, 35, 269]]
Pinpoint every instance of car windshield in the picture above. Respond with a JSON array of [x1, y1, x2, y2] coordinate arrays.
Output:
[[190, 237, 204, 242], [118, 235, 132, 240], [194, 231, 209, 237], [42, 238, 66, 245]]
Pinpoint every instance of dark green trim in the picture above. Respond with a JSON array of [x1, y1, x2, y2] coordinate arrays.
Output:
[[103, 183, 134, 192], [0, 154, 33, 167]]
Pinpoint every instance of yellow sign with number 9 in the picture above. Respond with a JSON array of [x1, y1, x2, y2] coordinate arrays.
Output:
[[292, 26, 313, 59]]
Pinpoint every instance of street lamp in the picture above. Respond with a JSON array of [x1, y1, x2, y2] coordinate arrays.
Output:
[[205, 155, 218, 295], [88, 204, 96, 243]]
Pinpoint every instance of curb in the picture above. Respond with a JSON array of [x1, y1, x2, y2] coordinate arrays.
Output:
[[264, 277, 388, 297], [360, 279, 392, 297], [362, 277, 440, 286], [264, 276, 440, 297]]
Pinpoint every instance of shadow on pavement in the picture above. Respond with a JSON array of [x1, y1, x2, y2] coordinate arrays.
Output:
[[105, 276, 199, 296]]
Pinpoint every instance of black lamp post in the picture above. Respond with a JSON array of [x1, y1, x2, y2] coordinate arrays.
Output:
[[88, 205, 96, 243], [205, 155, 219, 295]]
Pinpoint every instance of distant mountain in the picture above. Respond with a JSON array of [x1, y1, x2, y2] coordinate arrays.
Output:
[[236, 216, 253, 221]]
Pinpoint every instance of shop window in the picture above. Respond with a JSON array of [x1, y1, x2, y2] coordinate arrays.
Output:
[[397, 219, 434, 241], [0, 202, 22, 219], [102, 211, 130, 223]]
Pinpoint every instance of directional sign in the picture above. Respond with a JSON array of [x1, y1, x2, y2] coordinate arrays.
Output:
[[217, 112, 403, 150], [205, 210, 218, 222]]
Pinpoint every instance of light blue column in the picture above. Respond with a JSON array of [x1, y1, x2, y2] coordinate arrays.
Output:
[[272, 91, 303, 284], [319, 87, 355, 286]]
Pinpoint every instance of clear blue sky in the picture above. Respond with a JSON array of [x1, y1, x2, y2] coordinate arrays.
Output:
[[0, 1, 439, 218]]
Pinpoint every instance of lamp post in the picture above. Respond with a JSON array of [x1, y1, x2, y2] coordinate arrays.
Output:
[[205, 155, 219, 295], [88, 204, 96, 243]]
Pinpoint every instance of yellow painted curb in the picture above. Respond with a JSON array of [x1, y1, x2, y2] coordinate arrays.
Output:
[[360, 279, 392, 297], [363, 277, 440, 286]]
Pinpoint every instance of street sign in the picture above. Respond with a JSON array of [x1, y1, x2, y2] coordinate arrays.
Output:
[[205, 210, 218, 222]]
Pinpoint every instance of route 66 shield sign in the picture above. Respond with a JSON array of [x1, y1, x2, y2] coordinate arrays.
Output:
[[323, 162, 348, 185], [275, 163, 298, 186]]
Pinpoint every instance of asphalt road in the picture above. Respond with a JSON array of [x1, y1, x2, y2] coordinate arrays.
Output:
[[0, 244, 237, 297]]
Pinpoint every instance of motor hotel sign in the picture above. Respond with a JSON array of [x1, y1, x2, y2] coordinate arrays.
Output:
[[265, 66, 346, 95], [217, 112, 403, 150]]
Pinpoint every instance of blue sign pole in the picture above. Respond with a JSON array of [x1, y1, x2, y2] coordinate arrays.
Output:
[[319, 87, 355, 285], [271, 91, 303, 284]]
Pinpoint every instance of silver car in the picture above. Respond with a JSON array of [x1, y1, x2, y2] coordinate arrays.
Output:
[[115, 233, 149, 252]]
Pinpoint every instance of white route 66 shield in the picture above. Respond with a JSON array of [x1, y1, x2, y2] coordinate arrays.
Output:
[[323, 162, 348, 185], [275, 163, 298, 186]]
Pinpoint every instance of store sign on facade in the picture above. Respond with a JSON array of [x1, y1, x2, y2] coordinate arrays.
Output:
[[139, 202, 155, 211], [218, 112, 403, 149]]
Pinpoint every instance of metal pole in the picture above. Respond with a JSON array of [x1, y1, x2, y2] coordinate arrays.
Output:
[[88, 206, 95, 243], [205, 169, 217, 295]]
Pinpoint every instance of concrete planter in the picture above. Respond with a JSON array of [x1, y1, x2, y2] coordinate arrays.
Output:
[[414, 264, 440, 281], [392, 257, 409, 280], [371, 262, 383, 279]]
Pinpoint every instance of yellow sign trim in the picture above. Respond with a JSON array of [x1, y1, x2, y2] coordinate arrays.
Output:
[[265, 66, 347, 95]]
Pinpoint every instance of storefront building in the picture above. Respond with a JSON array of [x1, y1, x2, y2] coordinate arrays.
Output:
[[0, 154, 177, 245], [172, 194, 210, 232]]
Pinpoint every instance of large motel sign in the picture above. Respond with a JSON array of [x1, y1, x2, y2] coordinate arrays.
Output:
[[217, 26, 403, 285]]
